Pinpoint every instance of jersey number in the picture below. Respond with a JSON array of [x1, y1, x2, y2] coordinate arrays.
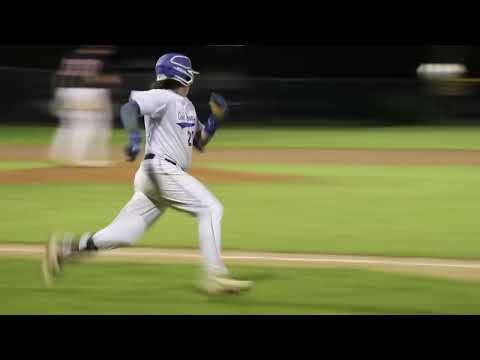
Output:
[[187, 130, 194, 147]]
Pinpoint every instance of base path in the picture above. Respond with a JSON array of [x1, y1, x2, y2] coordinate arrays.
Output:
[[2, 244, 480, 282]]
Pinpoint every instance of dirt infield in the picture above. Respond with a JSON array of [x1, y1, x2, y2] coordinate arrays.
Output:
[[2, 244, 480, 282], [0, 164, 301, 184], [2, 144, 480, 184], [0, 145, 304, 184], [196, 148, 480, 166], [4, 144, 480, 166]]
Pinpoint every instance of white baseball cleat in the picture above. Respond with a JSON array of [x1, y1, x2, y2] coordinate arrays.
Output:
[[42, 233, 63, 288], [42, 232, 96, 287], [42, 232, 75, 287], [200, 274, 254, 295]]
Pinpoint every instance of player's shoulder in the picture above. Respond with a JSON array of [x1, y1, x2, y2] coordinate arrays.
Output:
[[131, 89, 178, 104], [142, 89, 176, 99], [157, 90, 196, 110], [152, 89, 193, 105], [130, 89, 196, 110]]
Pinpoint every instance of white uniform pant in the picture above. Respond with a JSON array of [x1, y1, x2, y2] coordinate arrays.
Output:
[[50, 87, 113, 166], [89, 158, 227, 275]]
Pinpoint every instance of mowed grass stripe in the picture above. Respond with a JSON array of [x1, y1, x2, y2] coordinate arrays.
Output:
[[4, 125, 480, 149]]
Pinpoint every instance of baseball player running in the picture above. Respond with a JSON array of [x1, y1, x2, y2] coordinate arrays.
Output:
[[49, 46, 120, 167], [43, 53, 253, 295]]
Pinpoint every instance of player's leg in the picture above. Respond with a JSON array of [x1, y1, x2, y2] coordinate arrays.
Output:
[[49, 89, 68, 162], [49, 113, 70, 162], [43, 191, 166, 286], [43, 170, 167, 286], [141, 160, 226, 274], [77, 90, 113, 166], [50, 104, 75, 163], [71, 110, 98, 166], [86, 191, 166, 250], [98, 91, 114, 165], [91, 104, 113, 166], [142, 159, 252, 293]]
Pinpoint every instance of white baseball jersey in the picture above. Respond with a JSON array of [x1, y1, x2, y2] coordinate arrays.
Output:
[[130, 89, 204, 171]]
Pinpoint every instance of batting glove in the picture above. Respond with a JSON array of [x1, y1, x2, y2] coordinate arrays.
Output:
[[209, 93, 228, 118], [206, 92, 228, 135]]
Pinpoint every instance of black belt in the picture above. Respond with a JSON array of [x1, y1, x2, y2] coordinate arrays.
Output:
[[144, 153, 177, 166]]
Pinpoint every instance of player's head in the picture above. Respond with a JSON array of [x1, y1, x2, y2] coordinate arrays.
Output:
[[154, 53, 199, 95]]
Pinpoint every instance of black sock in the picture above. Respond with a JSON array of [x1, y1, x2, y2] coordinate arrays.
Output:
[[85, 237, 98, 251]]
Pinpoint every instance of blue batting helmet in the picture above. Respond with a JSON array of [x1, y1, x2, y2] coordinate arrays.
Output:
[[155, 53, 199, 87]]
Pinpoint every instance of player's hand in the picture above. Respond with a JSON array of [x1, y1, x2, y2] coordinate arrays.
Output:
[[208, 92, 228, 121], [124, 131, 142, 162], [124, 144, 140, 162]]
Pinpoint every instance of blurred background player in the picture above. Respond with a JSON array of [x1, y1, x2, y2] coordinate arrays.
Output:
[[49, 45, 121, 166], [43, 53, 253, 295]]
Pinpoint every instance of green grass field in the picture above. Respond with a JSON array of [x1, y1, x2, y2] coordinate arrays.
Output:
[[3, 125, 480, 149], [2, 125, 480, 314], [2, 165, 480, 259], [0, 160, 57, 171], [2, 257, 480, 314]]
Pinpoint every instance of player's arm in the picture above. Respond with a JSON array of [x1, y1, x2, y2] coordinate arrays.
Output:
[[120, 100, 142, 161], [121, 90, 168, 161], [194, 93, 228, 152], [193, 116, 220, 151]]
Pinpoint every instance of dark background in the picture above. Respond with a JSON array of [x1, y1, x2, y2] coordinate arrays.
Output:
[[1, 45, 475, 76], [1, 45, 479, 126]]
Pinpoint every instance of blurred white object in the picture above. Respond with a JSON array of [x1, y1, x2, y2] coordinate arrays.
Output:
[[50, 87, 113, 166], [49, 46, 119, 167], [417, 63, 467, 79]]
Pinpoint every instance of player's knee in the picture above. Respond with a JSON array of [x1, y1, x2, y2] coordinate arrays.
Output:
[[209, 200, 224, 219], [198, 200, 223, 219], [215, 200, 224, 216]]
